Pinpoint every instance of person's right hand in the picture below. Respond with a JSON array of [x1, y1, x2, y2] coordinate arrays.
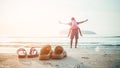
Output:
[[67, 35, 69, 37], [80, 34, 82, 37], [85, 19, 88, 22]]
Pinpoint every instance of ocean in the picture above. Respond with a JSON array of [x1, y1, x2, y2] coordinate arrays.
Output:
[[0, 35, 120, 47]]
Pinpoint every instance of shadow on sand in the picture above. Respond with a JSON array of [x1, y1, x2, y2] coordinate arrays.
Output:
[[19, 56, 89, 68]]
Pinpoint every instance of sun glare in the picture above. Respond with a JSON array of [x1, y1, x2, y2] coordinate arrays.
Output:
[[0, 0, 120, 36]]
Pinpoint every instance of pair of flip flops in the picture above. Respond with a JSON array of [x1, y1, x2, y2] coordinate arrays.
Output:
[[39, 45, 67, 60], [17, 47, 38, 58]]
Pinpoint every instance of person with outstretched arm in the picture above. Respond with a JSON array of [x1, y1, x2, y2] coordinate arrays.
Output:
[[59, 17, 88, 48]]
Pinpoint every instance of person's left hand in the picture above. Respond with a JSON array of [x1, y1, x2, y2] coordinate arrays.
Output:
[[58, 21, 62, 24]]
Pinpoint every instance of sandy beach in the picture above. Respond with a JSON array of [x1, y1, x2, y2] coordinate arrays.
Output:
[[0, 46, 120, 68]]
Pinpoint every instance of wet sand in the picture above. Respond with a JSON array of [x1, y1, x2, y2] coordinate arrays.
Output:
[[0, 46, 120, 68]]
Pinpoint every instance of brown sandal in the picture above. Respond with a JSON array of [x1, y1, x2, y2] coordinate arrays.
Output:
[[39, 45, 53, 60], [17, 48, 27, 58], [52, 45, 67, 59], [28, 47, 38, 58]]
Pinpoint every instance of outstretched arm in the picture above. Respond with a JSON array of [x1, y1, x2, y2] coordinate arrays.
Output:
[[77, 19, 88, 24], [58, 21, 71, 25]]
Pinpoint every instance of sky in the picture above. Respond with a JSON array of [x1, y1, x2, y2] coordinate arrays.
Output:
[[0, 0, 120, 36]]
